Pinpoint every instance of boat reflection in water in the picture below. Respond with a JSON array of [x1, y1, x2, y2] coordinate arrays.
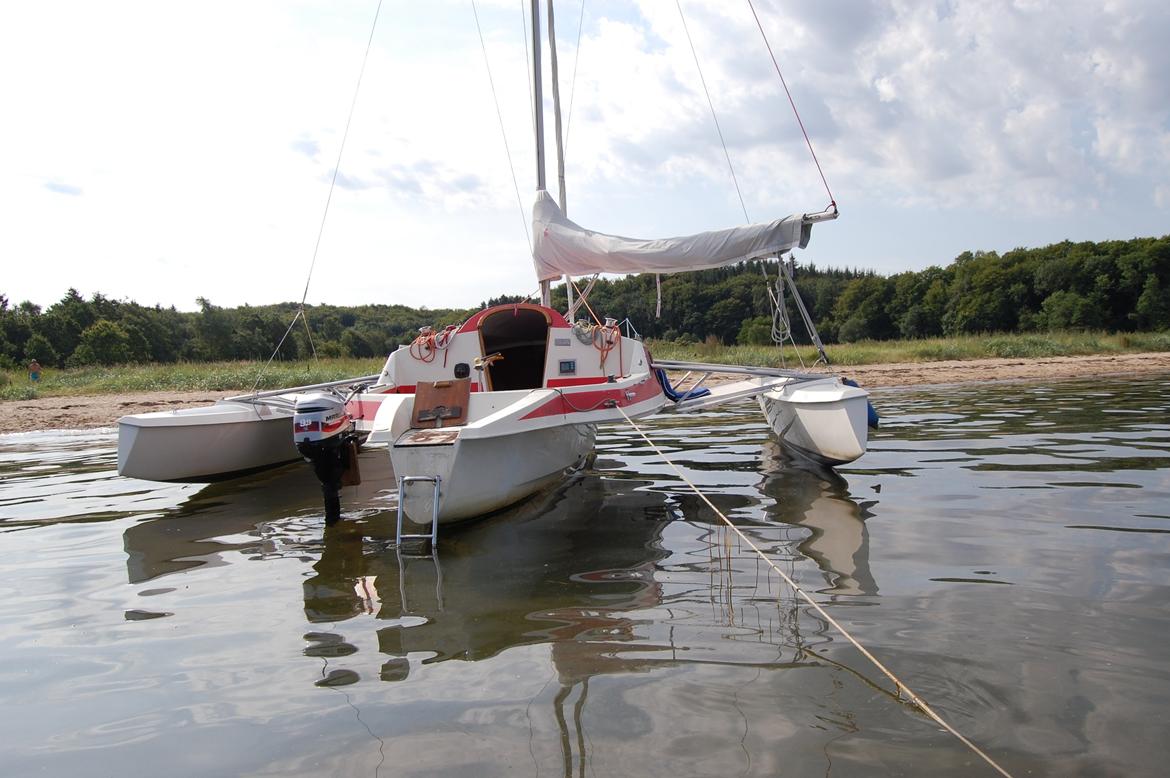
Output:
[[119, 440, 880, 773], [302, 471, 675, 678], [121, 453, 398, 584], [756, 439, 878, 597]]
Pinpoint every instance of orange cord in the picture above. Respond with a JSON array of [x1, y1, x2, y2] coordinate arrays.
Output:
[[592, 322, 621, 370], [408, 324, 458, 363]]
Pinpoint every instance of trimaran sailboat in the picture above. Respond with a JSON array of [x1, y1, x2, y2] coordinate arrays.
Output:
[[117, 1, 874, 535]]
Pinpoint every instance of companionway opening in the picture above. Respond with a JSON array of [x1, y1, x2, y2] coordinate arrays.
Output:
[[479, 308, 549, 390]]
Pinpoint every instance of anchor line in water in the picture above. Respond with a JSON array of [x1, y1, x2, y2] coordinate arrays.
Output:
[[313, 626, 387, 778], [614, 406, 1014, 778]]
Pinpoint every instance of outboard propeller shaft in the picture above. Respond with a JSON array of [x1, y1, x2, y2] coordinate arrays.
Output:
[[293, 392, 360, 525]]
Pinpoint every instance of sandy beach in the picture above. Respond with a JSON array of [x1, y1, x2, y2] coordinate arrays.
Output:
[[2, 351, 1168, 435]]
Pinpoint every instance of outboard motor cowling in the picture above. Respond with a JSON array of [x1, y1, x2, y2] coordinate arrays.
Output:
[[294, 392, 359, 525]]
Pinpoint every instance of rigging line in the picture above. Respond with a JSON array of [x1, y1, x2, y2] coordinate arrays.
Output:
[[675, 0, 750, 224], [569, 276, 603, 326], [563, 0, 587, 158], [521, 0, 535, 145], [614, 405, 1015, 778], [254, 0, 382, 393], [745, 0, 836, 210], [473, 0, 533, 252], [300, 0, 384, 306], [300, 308, 319, 362], [251, 308, 302, 393]]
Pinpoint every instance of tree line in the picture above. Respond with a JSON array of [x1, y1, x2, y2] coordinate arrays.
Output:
[[2, 235, 1167, 369], [556, 234, 1170, 345]]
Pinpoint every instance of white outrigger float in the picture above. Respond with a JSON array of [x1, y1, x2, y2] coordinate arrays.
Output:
[[116, 0, 876, 532]]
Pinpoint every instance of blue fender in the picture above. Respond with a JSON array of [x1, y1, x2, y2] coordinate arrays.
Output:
[[842, 377, 880, 428]]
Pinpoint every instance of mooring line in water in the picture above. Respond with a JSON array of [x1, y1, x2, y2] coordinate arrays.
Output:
[[615, 407, 1013, 778]]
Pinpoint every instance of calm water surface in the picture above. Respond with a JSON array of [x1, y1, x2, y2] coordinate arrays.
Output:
[[2, 374, 1169, 776]]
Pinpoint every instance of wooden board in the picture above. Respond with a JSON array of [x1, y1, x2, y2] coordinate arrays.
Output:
[[397, 428, 461, 446], [410, 379, 471, 429]]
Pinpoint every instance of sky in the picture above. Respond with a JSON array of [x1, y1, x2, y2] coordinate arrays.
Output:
[[2, 0, 1168, 313]]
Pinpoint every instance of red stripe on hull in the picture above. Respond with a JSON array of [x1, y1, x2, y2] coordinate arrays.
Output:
[[346, 396, 387, 419], [545, 376, 609, 388], [520, 375, 663, 420]]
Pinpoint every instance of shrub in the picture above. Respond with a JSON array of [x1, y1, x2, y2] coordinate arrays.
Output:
[[984, 336, 1070, 359]]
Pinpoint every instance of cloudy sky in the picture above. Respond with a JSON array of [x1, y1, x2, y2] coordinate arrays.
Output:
[[2, 0, 1167, 312]]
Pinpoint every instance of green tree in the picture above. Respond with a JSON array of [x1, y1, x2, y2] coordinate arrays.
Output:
[[1134, 275, 1170, 329], [1040, 290, 1096, 330], [23, 332, 59, 366], [736, 316, 773, 345], [193, 297, 233, 360], [832, 275, 895, 342], [69, 319, 133, 365]]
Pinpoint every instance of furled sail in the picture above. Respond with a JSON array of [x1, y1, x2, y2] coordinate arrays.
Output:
[[532, 189, 812, 281]]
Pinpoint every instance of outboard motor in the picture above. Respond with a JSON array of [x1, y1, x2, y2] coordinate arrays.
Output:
[[294, 391, 360, 525]]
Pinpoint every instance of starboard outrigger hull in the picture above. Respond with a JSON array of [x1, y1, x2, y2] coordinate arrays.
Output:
[[653, 360, 872, 468], [758, 379, 870, 467]]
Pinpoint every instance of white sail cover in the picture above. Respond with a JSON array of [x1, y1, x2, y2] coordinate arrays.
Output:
[[532, 189, 812, 281]]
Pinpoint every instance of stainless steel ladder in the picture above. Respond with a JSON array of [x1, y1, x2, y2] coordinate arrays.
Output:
[[396, 475, 441, 552]]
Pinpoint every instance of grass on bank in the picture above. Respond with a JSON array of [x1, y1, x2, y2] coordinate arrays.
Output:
[[649, 329, 1170, 368], [2, 330, 1168, 400], [0, 358, 386, 401]]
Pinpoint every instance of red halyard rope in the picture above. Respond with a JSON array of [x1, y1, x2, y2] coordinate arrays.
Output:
[[745, 0, 836, 211]]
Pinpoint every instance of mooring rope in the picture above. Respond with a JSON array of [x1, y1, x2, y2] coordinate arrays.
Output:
[[615, 405, 1013, 777]]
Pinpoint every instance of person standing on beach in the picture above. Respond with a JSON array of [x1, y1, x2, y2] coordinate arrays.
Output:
[[29, 359, 41, 382]]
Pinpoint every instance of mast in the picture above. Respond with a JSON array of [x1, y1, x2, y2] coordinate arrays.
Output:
[[531, 0, 551, 307], [546, 0, 567, 215], [545, 0, 573, 314]]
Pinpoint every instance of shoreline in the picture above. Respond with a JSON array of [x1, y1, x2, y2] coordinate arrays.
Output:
[[2, 351, 1168, 435]]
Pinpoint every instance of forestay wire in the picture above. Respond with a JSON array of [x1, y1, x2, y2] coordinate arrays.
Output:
[[253, 0, 384, 393], [745, 0, 835, 210], [675, 0, 750, 224], [615, 406, 1015, 778], [472, 0, 532, 252]]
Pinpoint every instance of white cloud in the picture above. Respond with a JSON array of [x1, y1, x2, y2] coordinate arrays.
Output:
[[1, 0, 1167, 312]]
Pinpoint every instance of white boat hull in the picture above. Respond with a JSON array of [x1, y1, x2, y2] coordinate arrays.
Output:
[[118, 401, 300, 482], [393, 422, 596, 524], [758, 378, 869, 467]]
